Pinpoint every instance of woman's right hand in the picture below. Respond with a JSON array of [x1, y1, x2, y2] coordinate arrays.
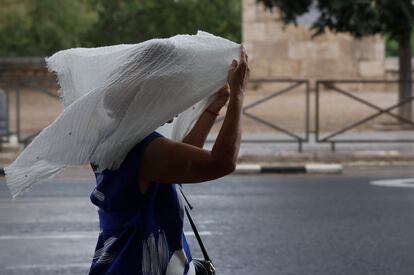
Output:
[[227, 44, 250, 96]]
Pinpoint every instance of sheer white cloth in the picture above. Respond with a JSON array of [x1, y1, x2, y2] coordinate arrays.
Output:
[[5, 31, 239, 198]]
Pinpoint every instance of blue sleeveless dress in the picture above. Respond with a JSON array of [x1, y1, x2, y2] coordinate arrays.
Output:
[[88, 131, 195, 275]]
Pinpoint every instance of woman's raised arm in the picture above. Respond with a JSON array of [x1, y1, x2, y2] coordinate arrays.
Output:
[[139, 45, 249, 184], [182, 84, 230, 148]]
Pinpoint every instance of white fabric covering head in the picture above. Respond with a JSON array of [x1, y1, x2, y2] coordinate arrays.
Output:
[[5, 31, 239, 198]]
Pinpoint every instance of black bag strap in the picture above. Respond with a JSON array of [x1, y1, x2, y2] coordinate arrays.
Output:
[[179, 186, 211, 262]]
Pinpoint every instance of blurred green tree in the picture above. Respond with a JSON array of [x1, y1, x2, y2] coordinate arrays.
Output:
[[259, 0, 414, 121], [0, 0, 33, 56], [28, 0, 97, 55], [0, 0, 241, 56], [0, 0, 96, 56], [386, 29, 414, 57], [86, 0, 241, 46]]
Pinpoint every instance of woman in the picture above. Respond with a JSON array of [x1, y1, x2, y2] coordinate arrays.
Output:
[[89, 45, 249, 275]]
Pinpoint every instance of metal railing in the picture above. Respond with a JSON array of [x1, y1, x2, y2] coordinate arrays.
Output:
[[316, 80, 414, 151], [0, 75, 58, 146], [210, 79, 310, 152], [4, 68, 413, 153], [0, 88, 11, 145], [1, 74, 311, 151]]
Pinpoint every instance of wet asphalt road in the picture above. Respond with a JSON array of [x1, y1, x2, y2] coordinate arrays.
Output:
[[1, 172, 414, 275]]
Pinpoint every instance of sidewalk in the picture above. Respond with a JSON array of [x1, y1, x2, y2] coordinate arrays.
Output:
[[205, 131, 414, 165], [0, 131, 413, 173]]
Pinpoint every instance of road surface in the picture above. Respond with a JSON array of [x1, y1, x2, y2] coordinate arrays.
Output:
[[1, 169, 414, 274]]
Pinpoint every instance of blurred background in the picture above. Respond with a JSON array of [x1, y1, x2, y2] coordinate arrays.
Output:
[[0, 0, 414, 274]]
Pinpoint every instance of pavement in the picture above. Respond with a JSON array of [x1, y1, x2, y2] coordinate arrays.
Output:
[[2, 131, 414, 168], [208, 132, 414, 165], [1, 168, 414, 275]]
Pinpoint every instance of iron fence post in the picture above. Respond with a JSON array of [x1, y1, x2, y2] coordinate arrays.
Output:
[[16, 78, 21, 143], [315, 81, 320, 143]]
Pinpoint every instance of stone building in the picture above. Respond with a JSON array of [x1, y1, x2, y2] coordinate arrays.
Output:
[[242, 0, 386, 83]]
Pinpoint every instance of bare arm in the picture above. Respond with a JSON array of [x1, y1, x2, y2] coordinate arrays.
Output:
[[182, 85, 230, 148], [139, 45, 249, 184], [181, 111, 218, 148]]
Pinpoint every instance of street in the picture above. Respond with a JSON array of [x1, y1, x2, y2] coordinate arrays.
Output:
[[1, 170, 414, 275]]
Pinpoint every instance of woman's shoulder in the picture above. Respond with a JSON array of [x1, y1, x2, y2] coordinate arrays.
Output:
[[141, 131, 164, 144], [128, 131, 165, 160], [135, 131, 165, 153], [90, 131, 165, 173]]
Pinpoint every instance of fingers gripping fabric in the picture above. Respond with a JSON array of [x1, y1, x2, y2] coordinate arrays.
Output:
[[5, 31, 239, 198]]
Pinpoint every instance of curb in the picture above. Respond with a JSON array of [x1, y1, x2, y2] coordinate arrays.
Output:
[[234, 163, 343, 175], [237, 151, 414, 164], [0, 164, 343, 177]]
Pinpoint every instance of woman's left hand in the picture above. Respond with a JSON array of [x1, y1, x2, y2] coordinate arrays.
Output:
[[206, 84, 230, 113]]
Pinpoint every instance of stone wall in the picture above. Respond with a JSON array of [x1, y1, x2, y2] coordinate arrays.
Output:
[[243, 0, 386, 85]]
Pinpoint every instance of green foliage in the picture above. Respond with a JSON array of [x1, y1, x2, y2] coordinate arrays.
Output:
[[86, 0, 241, 46], [0, 0, 97, 56], [385, 28, 414, 56], [0, 0, 33, 57], [0, 0, 241, 57], [28, 0, 97, 55], [385, 34, 399, 57], [259, 0, 414, 42]]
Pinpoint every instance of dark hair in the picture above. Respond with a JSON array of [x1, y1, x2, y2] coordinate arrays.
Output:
[[90, 162, 98, 172]]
